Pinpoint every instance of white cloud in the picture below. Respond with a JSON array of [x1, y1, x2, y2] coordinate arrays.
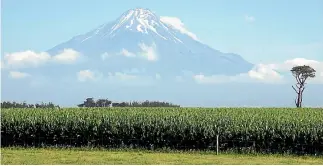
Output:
[[248, 58, 323, 83], [77, 70, 142, 83], [193, 58, 323, 84], [160, 16, 199, 41], [248, 64, 283, 82], [9, 71, 30, 79], [119, 49, 136, 57], [274, 58, 323, 72], [245, 15, 255, 23], [284, 58, 320, 66], [4, 50, 50, 68], [52, 49, 81, 64], [3, 49, 81, 69], [259, 58, 323, 79], [139, 42, 158, 61], [77, 70, 101, 82]]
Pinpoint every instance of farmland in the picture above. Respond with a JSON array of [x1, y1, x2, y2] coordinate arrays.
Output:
[[2, 148, 323, 165], [1, 107, 323, 155]]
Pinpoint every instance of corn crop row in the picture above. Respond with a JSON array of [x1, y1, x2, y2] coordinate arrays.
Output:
[[1, 107, 323, 154]]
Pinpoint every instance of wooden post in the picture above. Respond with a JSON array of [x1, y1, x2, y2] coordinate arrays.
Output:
[[253, 141, 256, 153], [216, 135, 219, 155]]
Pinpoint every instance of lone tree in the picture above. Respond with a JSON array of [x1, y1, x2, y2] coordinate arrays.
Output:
[[291, 65, 316, 108]]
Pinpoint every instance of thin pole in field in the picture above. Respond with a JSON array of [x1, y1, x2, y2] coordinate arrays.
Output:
[[216, 135, 219, 155]]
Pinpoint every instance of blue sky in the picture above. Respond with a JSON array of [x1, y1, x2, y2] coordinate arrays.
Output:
[[2, 0, 323, 63]]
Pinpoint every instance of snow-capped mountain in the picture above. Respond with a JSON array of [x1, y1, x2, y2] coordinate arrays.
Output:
[[47, 8, 253, 77]]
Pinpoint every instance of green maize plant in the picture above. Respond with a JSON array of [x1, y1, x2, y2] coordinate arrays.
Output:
[[1, 107, 323, 155]]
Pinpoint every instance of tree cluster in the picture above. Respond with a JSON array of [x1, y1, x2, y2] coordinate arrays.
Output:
[[1, 101, 59, 109], [77, 98, 112, 107], [77, 98, 180, 107]]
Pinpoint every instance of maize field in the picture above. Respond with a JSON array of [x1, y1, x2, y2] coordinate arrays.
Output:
[[1, 107, 323, 155]]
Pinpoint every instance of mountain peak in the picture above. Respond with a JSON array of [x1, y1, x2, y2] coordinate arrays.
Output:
[[107, 8, 174, 38], [125, 8, 155, 16], [120, 8, 157, 20]]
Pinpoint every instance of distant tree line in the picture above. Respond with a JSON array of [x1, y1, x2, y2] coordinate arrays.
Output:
[[1, 101, 59, 109], [1, 98, 180, 109], [77, 98, 180, 107]]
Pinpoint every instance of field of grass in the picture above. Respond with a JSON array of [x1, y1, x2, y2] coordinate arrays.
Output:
[[2, 107, 323, 155], [2, 147, 323, 165]]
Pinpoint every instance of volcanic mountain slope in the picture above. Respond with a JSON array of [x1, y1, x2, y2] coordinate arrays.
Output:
[[47, 8, 253, 77]]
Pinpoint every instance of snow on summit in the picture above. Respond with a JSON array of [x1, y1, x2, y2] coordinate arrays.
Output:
[[78, 8, 198, 43], [107, 8, 195, 42]]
